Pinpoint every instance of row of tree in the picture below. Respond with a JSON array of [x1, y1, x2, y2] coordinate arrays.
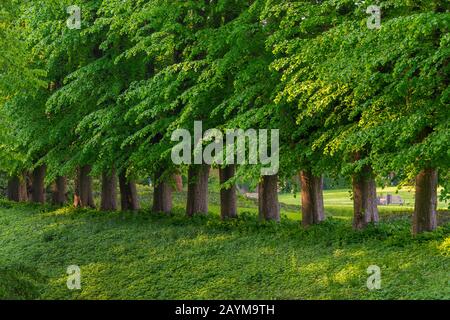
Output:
[[1, 0, 448, 235]]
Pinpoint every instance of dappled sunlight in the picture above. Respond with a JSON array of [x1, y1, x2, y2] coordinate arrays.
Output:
[[300, 261, 331, 276], [398, 262, 413, 271], [0, 202, 448, 299], [332, 265, 360, 285], [1, 0, 449, 303], [333, 249, 366, 259], [437, 237, 450, 256], [43, 206, 77, 217], [176, 233, 233, 247]]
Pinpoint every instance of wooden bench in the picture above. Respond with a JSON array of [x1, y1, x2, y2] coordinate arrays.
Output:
[[389, 195, 404, 205], [377, 194, 404, 205]]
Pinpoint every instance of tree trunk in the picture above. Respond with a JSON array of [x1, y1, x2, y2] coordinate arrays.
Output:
[[7, 173, 28, 202], [31, 165, 46, 204], [219, 165, 237, 219], [20, 174, 28, 202], [300, 170, 325, 227], [152, 179, 173, 213], [25, 172, 32, 200], [7, 176, 20, 202], [118, 171, 140, 211], [186, 164, 210, 216], [174, 174, 183, 192], [413, 168, 438, 235], [52, 176, 67, 206], [100, 169, 117, 211], [73, 165, 95, 208], [352, 165, 379, 230], [258, 174, 280, 222]]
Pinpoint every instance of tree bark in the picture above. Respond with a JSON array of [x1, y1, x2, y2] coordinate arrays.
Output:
[[186, 164, 210, 216], [152, 170, 173, 213], [20, 174, 29, 202], [258, 174, 280, 222], [412, 168, 438, 235], [73, 165, 95, 208], [219, 165, 237, 219], [174, 174, 183, 192], [100, 169, 117, 211], [7, 173, 28, 202], [300, 170, 325, 227], [352, 165, 379, 230], [7, 176, 20, 202], [25, 172, 32, 200], [118, 171, 140, 211], [31, 165, 46, 204], [51, 176, 67, 206]]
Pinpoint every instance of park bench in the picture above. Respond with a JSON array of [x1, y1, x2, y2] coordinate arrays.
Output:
[[377, 196, 388, 205], [377, 194, 404, 206], [389, 195, 404, 205]]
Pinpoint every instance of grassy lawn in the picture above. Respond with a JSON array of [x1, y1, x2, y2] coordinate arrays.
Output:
[[0, 191, 449, 300], [278, 186, 449, 212]]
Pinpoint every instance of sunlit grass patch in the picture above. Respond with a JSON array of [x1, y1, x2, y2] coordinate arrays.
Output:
[[0, 198, 448, 300]]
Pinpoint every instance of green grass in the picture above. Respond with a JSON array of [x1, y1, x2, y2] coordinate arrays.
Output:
[[0, 193, 449, 300], [278, 186, 449, 211]]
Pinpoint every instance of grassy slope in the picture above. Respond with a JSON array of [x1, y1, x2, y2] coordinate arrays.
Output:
[[0, 193, 449, 300]]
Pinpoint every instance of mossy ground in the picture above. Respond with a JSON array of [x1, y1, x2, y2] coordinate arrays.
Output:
[[0, 189, 449, 300]]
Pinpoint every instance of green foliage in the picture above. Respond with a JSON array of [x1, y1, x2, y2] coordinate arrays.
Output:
[[1, 0, 448, 195], [0, 199, 448, 299], [1, 0, 449, 301], [267, 0, 450, 182]]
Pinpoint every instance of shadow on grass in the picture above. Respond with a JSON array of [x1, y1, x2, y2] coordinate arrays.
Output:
[[0, 265, 46, 299], [0, 198, 449, 299]]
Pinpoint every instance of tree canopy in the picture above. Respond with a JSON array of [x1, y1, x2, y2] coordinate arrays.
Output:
[[1, 0, 448, 234]]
